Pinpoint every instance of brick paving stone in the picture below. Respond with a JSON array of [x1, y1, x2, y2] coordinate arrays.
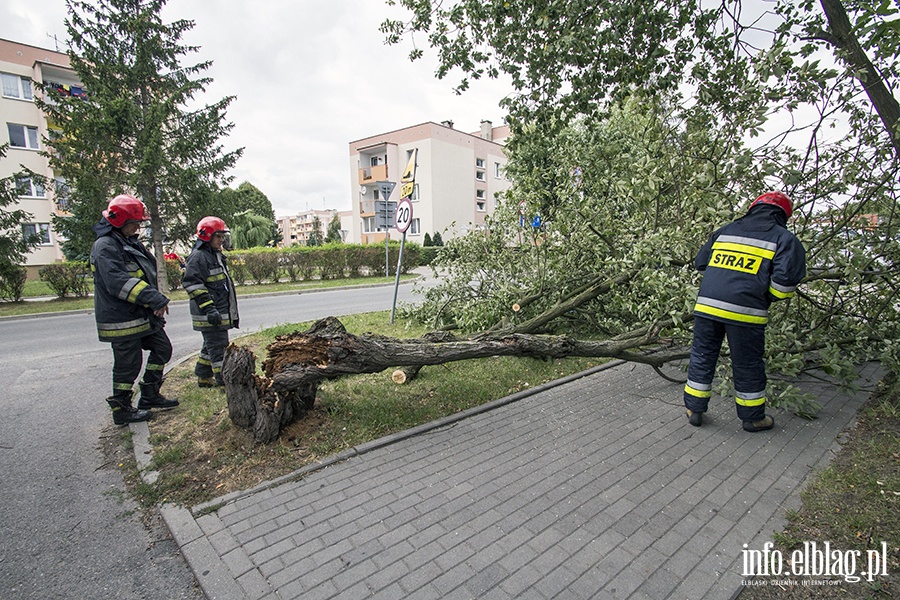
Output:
[[167, 362, 882, 600]]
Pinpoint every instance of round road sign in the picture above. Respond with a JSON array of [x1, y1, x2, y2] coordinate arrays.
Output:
[[395, 198, 414, 233]]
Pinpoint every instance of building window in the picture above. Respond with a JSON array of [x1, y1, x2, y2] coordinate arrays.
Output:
[[495, 162, 503, 178], [477, 201, 487, 212], [476, 158, 485, 168], [22, 223, 51, 245], [54, 177, 71, 211], [476, 189, 486, 200], [362, 216, 376, 233], [16, 176, 46, 197], [475, 170, 486, 181], [1, 73, 32, 100], [7, 124, 39, 149], [410, 218, 420, 235]]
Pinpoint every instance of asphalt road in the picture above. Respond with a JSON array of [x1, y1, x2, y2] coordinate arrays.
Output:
[[0, 279, 428, 599]]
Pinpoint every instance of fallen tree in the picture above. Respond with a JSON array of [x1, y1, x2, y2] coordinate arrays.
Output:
[[222, 314, 690, 443]]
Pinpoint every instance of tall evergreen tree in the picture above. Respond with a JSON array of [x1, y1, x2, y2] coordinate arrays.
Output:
[[325, 214, 343, 243], [41, 0, 243, 290], [307, 216, 324, 246]]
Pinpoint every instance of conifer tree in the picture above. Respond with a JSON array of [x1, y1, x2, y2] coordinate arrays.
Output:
[[326, 214, 343, 243], [41, 0, 243, 290]]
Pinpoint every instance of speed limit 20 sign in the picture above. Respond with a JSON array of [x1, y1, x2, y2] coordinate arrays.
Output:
[[395, 198, 413, 233]]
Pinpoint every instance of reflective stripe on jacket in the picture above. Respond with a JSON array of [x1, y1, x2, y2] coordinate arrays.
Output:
[[693, 205, 806, 328], [183, 243, 239, 331], [90, 224, 169, 343]]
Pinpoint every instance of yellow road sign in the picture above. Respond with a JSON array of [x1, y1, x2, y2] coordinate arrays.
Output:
[[401, 149, 418, 183]]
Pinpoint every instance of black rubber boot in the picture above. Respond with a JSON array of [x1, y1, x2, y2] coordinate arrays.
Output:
[[198, 373, 225, 389], [686, 409, 703, 427], [137, 382, 180, 410], [107, 396, 151, 425], [742, 415, 775, 432], [198, 377, 224, 389]]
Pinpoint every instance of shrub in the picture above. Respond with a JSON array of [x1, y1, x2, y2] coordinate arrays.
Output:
[[365, 244, 388, 276], [318, 246, 347, 280], [280, 250, 302, 282], [227, 253, 248, 285], [164, 259, 183, 291], [281, 247, 318, 281], [420, 246, 439, 265], [0, 263, 27, 302], [38, 261, 90, 298], [344, 245, 367, 278], [245, 250, 280, 284]]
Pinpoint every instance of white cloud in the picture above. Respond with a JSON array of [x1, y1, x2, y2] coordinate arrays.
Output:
[[1, 0, 513, 216]]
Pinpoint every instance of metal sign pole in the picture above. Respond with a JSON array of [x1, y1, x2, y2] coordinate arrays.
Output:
[[390, 230, 406, 323], [384, 202, 390, 277], [390, 197, 414, 323]]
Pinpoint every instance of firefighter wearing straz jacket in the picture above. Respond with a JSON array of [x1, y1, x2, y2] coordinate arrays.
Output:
[[684, 192, 806, 432]]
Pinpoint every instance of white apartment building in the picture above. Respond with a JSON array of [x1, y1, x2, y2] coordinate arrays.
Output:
[[1, 39, 78, 276], [348, 120, 511, 245], [277, 209, 353, 246]]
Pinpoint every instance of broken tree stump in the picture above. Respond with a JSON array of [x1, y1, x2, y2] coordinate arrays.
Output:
[[222, 341, 318, 444]]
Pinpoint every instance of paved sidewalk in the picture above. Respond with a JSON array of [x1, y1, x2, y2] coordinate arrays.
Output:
[[156, 360, 883, 600]]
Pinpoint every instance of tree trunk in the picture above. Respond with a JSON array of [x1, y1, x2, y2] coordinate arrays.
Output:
[[223, 342, 319, 444], [224, 316, 689, 442], [819, 0, 900, 158]]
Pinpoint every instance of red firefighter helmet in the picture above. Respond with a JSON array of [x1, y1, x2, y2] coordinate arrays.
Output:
[[196, 216, 230, 242], [749, 191, 793, 219], [103, 194, 149, 228]]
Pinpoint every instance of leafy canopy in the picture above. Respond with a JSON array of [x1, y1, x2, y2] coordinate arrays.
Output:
[[388, 0, 900, 414]]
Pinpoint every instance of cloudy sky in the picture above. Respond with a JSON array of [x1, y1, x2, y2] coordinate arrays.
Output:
[[1, 0, 514, 216]]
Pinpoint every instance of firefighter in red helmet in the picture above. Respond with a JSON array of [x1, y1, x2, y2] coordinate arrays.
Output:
[[90, 194, 179, 425], [683, 192, 806, 432], [183, 216, 239, 388]]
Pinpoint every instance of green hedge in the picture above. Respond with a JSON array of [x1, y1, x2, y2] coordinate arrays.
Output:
[[39, 261, 91, 299], [0, 264, 27, 302], [221, 243, 423, 285]]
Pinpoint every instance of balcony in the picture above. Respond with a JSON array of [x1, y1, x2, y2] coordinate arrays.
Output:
[[359, 201, 375, 215], [358, 164, 388, 184]]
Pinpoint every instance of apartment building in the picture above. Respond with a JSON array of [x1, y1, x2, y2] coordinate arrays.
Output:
[[348, 120, 511, 245], [277, 209, 353, 246], [1, 38, 77, 276]]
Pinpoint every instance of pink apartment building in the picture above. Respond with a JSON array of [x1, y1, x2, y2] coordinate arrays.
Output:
[[348, 119, 511, 244]]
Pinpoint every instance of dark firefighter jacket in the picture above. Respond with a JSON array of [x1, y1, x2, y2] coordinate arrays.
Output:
[[90, 220, 170, 342], [183, 241, 239, 331], [694, 204, 807, 328]]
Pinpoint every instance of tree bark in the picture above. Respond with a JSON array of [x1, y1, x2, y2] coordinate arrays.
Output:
[[223, 341, 319, 444], [819, 0, 900, 158]]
